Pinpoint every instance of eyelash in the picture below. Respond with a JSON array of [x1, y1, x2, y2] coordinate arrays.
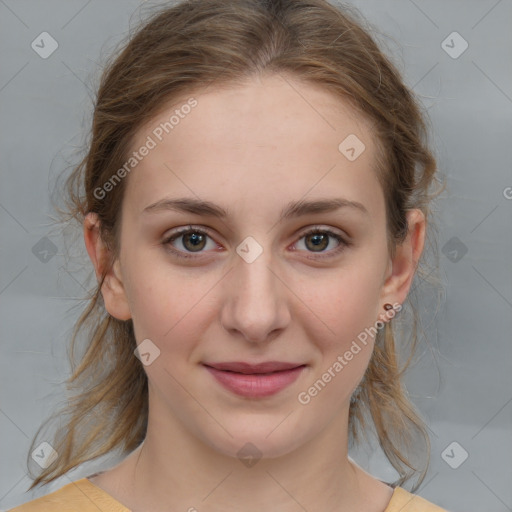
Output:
[[161, 225, 350, 260]]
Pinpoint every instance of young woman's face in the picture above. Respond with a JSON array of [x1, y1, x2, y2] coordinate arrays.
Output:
[[106, 74, 404, 458]]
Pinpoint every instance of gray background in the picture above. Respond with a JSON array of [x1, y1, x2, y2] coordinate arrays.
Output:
[[1, 1, 511, 511]]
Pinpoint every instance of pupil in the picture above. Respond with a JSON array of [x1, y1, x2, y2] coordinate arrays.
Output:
[[308, 233, 327, 251], [185, 233, 205, 250]]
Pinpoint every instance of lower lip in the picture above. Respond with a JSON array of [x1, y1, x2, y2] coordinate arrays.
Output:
[[204, 365, 306, 398]]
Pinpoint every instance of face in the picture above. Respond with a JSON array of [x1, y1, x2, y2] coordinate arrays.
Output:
[[91, 73, 412, 460]]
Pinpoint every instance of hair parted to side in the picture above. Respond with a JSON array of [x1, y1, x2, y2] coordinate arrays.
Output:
[[28, 0, 446, 492]]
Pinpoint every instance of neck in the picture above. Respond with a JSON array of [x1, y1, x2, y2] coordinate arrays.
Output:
[[108, 401, 392, 512]]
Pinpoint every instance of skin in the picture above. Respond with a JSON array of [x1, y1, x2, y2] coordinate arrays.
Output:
[[84, 73, 425, 512]]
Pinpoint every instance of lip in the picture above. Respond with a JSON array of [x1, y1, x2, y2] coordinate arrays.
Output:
[[203, 361, 307, 398]]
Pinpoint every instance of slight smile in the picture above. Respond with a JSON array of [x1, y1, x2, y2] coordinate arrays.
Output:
[[202, 361, 308, 398]]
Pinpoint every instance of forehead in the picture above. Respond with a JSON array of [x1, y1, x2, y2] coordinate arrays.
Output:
[[123, 73, 384, 222]]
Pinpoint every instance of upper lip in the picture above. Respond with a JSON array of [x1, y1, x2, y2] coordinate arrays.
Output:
[[203, 361, 306, 374]]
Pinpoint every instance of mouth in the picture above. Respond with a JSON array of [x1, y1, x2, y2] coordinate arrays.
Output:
[[202, 361, 307, 398]]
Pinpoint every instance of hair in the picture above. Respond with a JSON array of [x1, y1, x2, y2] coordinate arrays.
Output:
[[28, 0, 446, 493]]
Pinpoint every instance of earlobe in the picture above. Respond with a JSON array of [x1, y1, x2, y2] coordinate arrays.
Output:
[[83, 213, 132, 321], [380, 209, 426, 307]]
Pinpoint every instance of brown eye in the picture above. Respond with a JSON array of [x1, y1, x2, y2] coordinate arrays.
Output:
[[304, 232, 329, 252], [182, 232, 207, 252], [294, 227, 349, 259], [162, 227, 218, 259]]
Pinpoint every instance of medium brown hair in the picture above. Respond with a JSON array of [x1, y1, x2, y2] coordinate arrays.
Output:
[[28, 0, 445, 492]]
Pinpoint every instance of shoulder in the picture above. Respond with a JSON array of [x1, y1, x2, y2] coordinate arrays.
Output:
[[7, 477, 130, 512], [385, 486, 451, 512]]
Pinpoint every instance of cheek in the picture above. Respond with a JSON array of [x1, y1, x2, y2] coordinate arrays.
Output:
[[297, 263, 384, 349], [124, 259, 219, 356], [294, 272, 381, 411]]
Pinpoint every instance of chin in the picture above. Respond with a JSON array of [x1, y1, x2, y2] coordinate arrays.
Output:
[[196, 412, 314, 462]]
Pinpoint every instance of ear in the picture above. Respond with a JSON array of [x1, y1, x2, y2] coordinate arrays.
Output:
[[380, 209, 426, 307], [83, 212, 132, 321]]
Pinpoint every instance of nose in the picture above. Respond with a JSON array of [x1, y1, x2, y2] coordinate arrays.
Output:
[[220, 245, 291, 344]]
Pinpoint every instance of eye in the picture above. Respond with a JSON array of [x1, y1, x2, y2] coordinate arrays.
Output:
[[293, 227, 349, 259], [162, 226, 219, 259], [162, 225, 350, 261]]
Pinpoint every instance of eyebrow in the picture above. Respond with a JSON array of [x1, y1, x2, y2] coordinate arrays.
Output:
[[142, 197, 369, 220]]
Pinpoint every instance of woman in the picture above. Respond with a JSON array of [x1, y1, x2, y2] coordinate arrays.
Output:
[[12, 0, 448, 510]]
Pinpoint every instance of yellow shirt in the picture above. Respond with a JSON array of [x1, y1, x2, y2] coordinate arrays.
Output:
[[8, 477, 450, 511]]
